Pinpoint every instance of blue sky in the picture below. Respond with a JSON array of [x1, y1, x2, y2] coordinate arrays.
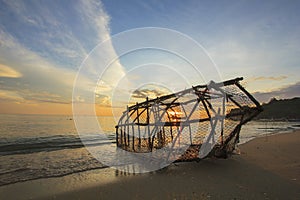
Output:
[[0, 0, 299, 114]]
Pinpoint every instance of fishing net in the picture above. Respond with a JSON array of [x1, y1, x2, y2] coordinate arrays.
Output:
[[115, 77, 262, 161]]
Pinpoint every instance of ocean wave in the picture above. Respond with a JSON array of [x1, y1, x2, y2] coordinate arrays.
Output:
[[0, 134, 116, 156], [0, 146, 108, 186]]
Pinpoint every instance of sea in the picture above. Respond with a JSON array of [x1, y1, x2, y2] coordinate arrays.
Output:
[[0, 114, 299, 186]]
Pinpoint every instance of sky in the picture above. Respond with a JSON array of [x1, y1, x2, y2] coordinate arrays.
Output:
[[0, 0, 299, 115]]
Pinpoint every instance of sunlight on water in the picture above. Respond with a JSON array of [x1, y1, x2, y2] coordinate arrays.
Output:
[[0, 114, 299, 186], [240, 120, 299, 144]]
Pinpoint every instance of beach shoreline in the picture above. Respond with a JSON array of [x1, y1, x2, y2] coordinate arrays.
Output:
[[238, 129, 300, 185], [0, 130, 299, 199]]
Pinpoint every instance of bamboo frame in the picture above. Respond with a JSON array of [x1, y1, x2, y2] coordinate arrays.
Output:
[[115, 77, 262, 160]]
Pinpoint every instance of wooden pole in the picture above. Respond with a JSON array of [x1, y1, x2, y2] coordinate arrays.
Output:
[[127, 106, 130, 148], [137, 102, 141, 149], [116, 126, 119, 146], [132, 124, 135, 151], [147, 97, 151, 150]]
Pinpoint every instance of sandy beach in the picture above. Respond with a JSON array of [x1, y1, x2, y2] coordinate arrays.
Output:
[[0, 130, 299, 200]]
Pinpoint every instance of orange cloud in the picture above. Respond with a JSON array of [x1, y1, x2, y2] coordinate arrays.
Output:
[[0, 90, 24, 102], [250, 76, 288, 81], [0, 64, 22, 78]]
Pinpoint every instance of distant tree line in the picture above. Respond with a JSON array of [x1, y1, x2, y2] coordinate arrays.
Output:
[[256, 97, 300, 120]]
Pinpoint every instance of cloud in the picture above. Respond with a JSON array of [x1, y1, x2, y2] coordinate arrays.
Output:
[[0, 87, 70, 105], [75, 0, 127, 90], [95, 94, 111, 107], [77, 0, 111, 41], [131, 88, 166, 99], [0, 28, 77, 100], [1, 0, 88, 68], [250, 76, 288, 81], [0, 64, 22, 78], [243, 75, 289, 92], [0, 90, 24, 102], [0, 0, 127, 113], [253, 81, 300, 103], [131, 85, 170, 100]]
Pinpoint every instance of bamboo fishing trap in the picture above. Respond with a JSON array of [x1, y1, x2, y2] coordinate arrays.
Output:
[[115, 77, 262, 161]]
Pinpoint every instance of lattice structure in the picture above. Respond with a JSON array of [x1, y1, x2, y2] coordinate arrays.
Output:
[[115, 77, 262, 161]]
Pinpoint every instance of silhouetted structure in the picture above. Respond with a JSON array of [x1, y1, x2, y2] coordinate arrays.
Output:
[[115, 77, 262, 161]]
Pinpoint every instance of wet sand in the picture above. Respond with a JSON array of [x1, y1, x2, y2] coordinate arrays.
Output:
[[0, 130, 299, 200], [240, 130, 300, 185]]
